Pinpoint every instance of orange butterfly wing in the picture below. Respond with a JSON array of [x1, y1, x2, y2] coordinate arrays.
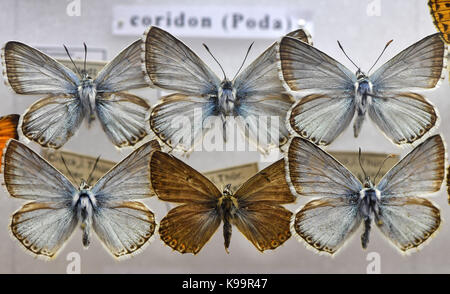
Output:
[[0, 114, 19, 164], [429, 0, 450, 43]]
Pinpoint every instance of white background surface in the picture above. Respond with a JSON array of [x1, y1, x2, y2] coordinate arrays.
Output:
[[0, 0, 448, 273]]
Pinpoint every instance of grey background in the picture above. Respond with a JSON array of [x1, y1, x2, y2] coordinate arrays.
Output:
[[0, 0, 448, 274]]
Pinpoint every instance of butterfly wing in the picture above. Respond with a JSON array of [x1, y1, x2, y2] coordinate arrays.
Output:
[[288, 93, 356, 145], [376, 134, 445, 198], [287, 137, 363, 254], [375, 197, 441, 252], [21, 94, 84, 149], [0, 114, 19, 163], [91, 201, 156, 258], [429, 0, 450, 43], [2, 41, 79, 95], [286, 136, 362, 198], [285, 28, 313, 45], [368, 92, 437, 145], [293, 197, 363, 254], [370, 33, 446, 92], [149, 93, 218, 152], [89, 140, 160, 258], [143, 26, 220, 95], [91, 140, 160, 202], [150, 151, 222, 254], [230, 159, 295, 252], [279, 36, 356, 145], [95, 39, 150, 92], [279, 36, 356, 93], [2, 139, 78, 258], [232, 43, 294, 152], [374, 135, 445, 252], [95, 92, 150, 148]]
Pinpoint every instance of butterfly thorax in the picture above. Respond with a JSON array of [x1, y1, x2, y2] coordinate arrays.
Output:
[[78, 74, 97, 124], [353, 70, 373, 137], [218, 80, 237, 116], [359, 179, 381, 249], [218, 185, 239, 253], [73, 181, 96, 248]]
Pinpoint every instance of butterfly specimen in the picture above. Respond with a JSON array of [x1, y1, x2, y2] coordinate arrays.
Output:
[[149, 151, 296, 254], [143, 27, 312, 154], [2, 139, 160, 259], [429, 0, 450, 43], [279, 33, 446, 146], [286, 135, 445, 255], [0, 114, 19, 163], [2, 40, 151, 149]]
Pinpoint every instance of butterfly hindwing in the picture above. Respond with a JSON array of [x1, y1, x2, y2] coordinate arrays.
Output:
[[95, 92, 150, 148]]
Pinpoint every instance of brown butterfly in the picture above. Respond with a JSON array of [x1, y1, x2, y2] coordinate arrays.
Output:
[[0, 114, 19, 164], [149, 151, 296, 254], [429, 0, 450, 43]]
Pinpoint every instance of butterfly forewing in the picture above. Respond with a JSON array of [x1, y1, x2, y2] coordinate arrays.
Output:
[[149, 150, 222, 203], [0, 114, 19, 163], [95, 39, 150, 91], [1, 41, 79, 95], [376, 134, 445, 197], [286, 136, 362, 198], [428, 0, 450, 43], [143, 26, 220, 95], [279, 36, 356, 93], [370, 33, 446, 92], [91, 140, 160, 202]]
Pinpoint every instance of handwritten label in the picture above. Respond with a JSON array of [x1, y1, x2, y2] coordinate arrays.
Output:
[[113, 5, 313, 39]]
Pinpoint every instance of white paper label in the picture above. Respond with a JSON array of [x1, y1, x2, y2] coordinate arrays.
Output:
[[112, 5, 313, 39]]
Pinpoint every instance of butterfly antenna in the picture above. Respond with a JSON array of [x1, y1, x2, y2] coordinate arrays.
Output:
[[86, 156, 101, 185], [83, 42, 87, 74], [63, 44, 82, 77], [203, 43, 227, 80], [373, 154, 394, 184], [358, 148, 368, 180], [368, 40, 393, 74], [61, 155, 78, 185], [337, 40, 359, 70], [232, 42, 254, 81]]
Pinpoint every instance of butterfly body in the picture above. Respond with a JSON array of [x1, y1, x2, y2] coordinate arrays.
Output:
[[358, 179, 382, 248], [77, 73, 97, 125], [217, 185, 239, 253]]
